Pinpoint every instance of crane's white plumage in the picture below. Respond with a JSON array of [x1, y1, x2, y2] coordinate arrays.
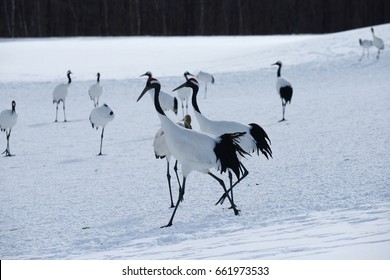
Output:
[[196, 71, 215, 99], [141, 72, 178, 115], [153, 115, 192, 208], [177, 72, 193, 118], [0, 101, 18, 156], [137, 77, 248, 227], [53, 70, 72, 122], [272, 61, 293, 121], [371, 27, 384, 59], [89, 72, 103, 107], [89, 104, 114, 155], [359, 39, 373, 61]]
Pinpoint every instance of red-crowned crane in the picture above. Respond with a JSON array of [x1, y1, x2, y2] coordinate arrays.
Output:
[[371, 27, 384, 59], [177, 71, 194, 118], [89, 104, 114, 156], [140, 72, 178, 115], [173, 78, 272, 205], [137, 77, 248, 227], [154, 114, 192, 208], [53, 70, 72, 122], [359, 39, 373, 61], [196, 71, 215, 99], [89, 72, 103, 107], [272, 61, 293, 122], [0, 101, 18, 157]]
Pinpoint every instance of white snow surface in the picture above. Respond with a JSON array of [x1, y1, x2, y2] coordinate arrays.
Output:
[[0, 24, 389, 260]]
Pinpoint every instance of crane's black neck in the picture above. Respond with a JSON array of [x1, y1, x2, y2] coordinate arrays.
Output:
[[153, 83, 165, 116], [67, 72, 72, 84], [191, 84, 201, 114], [12, 101, 16, 113], [97, 73, 100, 83], [277, 64, 281, 77]]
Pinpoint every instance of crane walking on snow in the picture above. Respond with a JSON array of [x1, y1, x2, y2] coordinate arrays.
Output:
[[173, 78, 272, 205], [89, 104, 114, 155], [137, 77, 248, 227], [53, 70, 72, 122], [0, 101, 18, 157], [272, 61, 293, 122]]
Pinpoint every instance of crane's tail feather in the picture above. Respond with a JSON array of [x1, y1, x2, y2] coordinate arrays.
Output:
[[214, 132, 250, 179], [249, 123, 272, 159]]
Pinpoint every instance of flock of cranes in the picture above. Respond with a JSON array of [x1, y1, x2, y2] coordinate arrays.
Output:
[[1, 58, 295, 227]]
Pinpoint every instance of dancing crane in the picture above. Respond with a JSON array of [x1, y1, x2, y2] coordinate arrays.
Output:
[[173, 78, 272, 204], [154, 114, 192, 208], [137, 77, 248, 227]]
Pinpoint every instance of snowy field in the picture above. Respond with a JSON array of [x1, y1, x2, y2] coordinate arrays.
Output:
[[0, 24, 389, 260]]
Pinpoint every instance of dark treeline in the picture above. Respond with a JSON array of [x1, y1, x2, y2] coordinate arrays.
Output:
[[1, 0, 389, 37]]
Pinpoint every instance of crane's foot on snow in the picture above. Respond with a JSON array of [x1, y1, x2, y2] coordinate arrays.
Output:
[[278, 118, 286, 122], [2, 149, 14, 157], [161, 222, 173, 228]]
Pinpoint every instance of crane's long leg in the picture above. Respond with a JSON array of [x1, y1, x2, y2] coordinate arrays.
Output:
[[98, 127, 104, 156], [166, 160, 175, 208], [185, 99, 189, 115], [359, 50, 365, 61], [55, 103, 59, 122], [63, 101, 67, 122], [280, 100, 286, 122], [216, 163, 249, 205], [208, 172, 240, 215], [161, 177, 186, 228], [2, 130, 13, 156]]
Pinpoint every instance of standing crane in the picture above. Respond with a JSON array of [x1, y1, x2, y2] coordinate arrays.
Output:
[[358, 39, 373, 61], [89, 72, 103, 107], [89, 104, 114, 156], [0, 101, 18, 157], [137, 77, 248, 227], [177, 71, 194, 118], [371, 27, 385, 59], [196, 71, 215, 99], [53, 70, 72, 122], [271, 61, 293, 122]]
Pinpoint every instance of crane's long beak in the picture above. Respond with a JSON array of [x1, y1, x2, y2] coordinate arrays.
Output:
[[140, 73, 147, 77], [137, 85, 150, 102], [172, 81, 188, 92], [271, 62, 277, 66]]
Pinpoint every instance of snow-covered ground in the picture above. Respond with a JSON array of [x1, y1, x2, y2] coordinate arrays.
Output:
[[0, 24, 389, 260]]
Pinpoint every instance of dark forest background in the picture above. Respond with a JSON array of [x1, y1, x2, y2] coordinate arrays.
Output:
[[1, 0, 389, 37]]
